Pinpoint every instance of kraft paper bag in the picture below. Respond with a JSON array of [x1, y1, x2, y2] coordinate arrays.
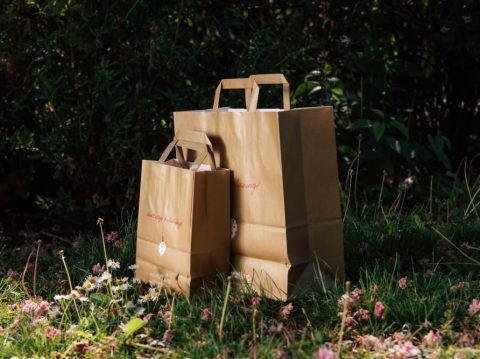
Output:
[[174, 75, 344, 300], [136, 131, 231, 297]]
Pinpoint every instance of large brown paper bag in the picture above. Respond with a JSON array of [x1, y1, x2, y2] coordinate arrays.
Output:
[[174, 75, 344, 300], [135, 131, 231, 297]]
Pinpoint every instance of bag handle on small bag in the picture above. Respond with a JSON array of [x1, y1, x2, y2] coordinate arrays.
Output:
[[158, 131, 217, 171], [212, 78, 259, 112], [249, 74, 290, 111]]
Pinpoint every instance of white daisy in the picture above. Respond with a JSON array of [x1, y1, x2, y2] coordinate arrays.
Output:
[[99, 271, 112, 283], [107, 259, 120, 270], [82, 276, 97, 291]]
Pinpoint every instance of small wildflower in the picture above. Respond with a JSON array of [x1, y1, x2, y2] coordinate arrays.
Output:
[[70, 290, 81, 299], [161, 310, 172, 322], [468, 299, 480, 316], [275, 349, 288, 359], [139, 287, 159, 303], [99, 271, 112, 283], [338, 293, 355, 309], [114, 239, 125, 248], [124, 301, 135, 310], [422, 330, 442, 348], [34, 301, 50, 317], [354, 308, 370, 322], [357, 334, 383, 351], [201, 308, 212, 321], [71, 339, 91, 353], [112, 283, 132, 292], [450, 282, 469, 293], [6, 268, 18, 278], [460, 242, 470, 251], [45, 326, 62, 340], [162, 329, 175, 342], [389, 341, 420, 357], [31, 316, 49, 326], [54, 294, 71, 301], [398, 276, 408, 289], [278, 302, 294, 320], [251, 295, 260, 307], [22, 300, 38, 314], [402, 176, 415, 189], [313, 347, 336, 359], [351, 287, 363, 301], [268, 324, 282, 334], [128, 264, 138, 270], [344, 315, 357, 327], [374, 301, 385, 320], [234, 295, 242, 304], [104, 336, 117, 351], [92, 263, 105, 274], [460, 332, 474, 347], [143, 313, 153, 322], [106, 231, 118, 243], [48, 305, 61, 318], [107, 259, 120, 270], [82, 276, 97, 291]]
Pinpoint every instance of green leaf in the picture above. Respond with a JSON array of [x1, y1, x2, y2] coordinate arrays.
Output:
[[122, 317, 146, 337], [373, 122, 386, 141], [390, 120, 409, 139], [371, 108, 385, 120], [412, 214, 425, 230], [330, 87, 344, 96], [349, 119, 372, 130], [337, 144, 355, 155]]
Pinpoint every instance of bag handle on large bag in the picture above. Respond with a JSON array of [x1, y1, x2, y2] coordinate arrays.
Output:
[[212, 78, 259, 112], [249, 74, 290, 111], [158, 131, 217, 171]]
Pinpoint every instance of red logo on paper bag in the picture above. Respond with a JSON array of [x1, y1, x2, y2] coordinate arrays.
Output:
[[234, 179, 260, 194], [146, 212, 183, 229]]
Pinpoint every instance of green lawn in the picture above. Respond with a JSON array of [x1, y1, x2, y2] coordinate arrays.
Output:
[[0, 187, 479, 358]]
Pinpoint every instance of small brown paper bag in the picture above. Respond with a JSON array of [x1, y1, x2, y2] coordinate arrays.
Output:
[[135, 131, 231, 297]]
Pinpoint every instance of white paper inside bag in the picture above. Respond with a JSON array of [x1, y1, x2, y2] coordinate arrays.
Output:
[[186, 162, 211, 172], [189, 107, 283, 113], [165, 159, 229, 172]]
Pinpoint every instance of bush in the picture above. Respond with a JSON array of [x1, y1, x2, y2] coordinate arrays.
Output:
[[1, 0, 479, 223]]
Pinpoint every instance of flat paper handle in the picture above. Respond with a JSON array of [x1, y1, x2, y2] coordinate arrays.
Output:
[[213, 78, 259, 112], [159, 131, 217, 171], [249, 74, 290, 110]]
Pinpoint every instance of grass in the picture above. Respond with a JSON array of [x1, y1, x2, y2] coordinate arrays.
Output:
[[0, 176, 479, 357]]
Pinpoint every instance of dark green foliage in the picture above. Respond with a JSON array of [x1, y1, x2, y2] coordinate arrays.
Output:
[[1, 1, 479, 222]]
